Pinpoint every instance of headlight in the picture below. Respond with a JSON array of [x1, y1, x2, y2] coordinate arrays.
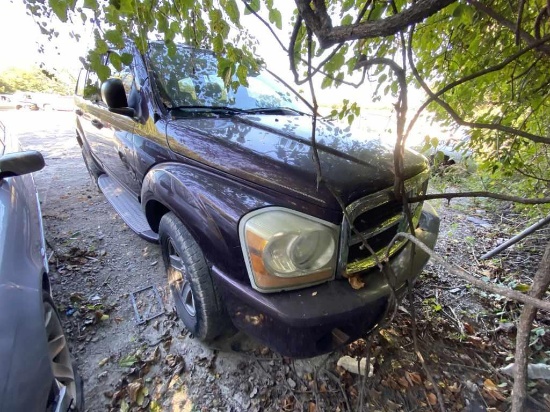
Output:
[[239, 207, 339, 293]]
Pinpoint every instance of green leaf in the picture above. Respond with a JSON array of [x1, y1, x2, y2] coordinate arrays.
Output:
[[119, 0, 134, 14], [48, 0, 68, 22], [236, 64, 248, 86], [342, 0, 354, 13], [120, 399, 129, 412], [120, 52, 133, 65], [269, 9, 282, 30], [244, 0, 260, 14], [109, 52, 122, 71], [212, 35, 224, 54], [325, 52, 345, 73], [96, 38, 109, 54], [150, 401, 162, 412], [321, 76, 332, 89], [341, 15, 353, 26], [513, 284, 531, 292], [83, 0, 98, 10], [224, 0, 240, 25], [118, 355, 138, 367], [104, 30, 124, 48], [96, 64, 111, 81], [369, 4, 386, 21]]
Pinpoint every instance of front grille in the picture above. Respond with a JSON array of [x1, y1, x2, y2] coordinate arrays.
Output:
[[344, 171, 429, 276]]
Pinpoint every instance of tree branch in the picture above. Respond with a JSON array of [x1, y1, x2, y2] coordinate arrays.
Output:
[[392, 233, 550, 312], [408, 191, 550, 204], [405, 35, 550, 142], [295, 0, 457, 48], [406, 29, 550, 145], [468, 0, 550, 54]]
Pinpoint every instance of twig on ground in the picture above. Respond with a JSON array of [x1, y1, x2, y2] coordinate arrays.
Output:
[[320, 369, 352, 412]]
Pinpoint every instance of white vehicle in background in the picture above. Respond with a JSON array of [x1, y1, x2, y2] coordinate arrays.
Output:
[[12, 92, 73, 111]]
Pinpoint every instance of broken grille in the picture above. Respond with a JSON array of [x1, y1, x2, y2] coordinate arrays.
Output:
[[343, 170, 429, 276]]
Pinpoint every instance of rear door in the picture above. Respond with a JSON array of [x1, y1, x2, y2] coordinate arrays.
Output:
[[74, 53, 141, 195]]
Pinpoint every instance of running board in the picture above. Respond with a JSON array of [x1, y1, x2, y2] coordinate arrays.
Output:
[[98, 175, 159, 243]]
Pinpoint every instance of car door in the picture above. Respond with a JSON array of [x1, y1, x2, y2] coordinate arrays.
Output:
[[75, 53, 141, 195]]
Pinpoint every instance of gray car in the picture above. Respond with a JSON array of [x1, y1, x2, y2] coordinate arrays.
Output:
[[0, 120, 83, 411]]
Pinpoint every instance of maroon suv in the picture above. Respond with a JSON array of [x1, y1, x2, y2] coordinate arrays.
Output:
[[74, 41, 439, 357]]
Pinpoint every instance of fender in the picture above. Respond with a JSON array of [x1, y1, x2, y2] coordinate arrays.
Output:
[[141, 162, 341, 281]]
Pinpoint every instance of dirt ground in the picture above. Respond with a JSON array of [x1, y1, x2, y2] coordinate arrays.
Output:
[[3, 110, 549, 411]]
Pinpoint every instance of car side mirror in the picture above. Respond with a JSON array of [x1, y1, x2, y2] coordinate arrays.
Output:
[[0, 150, 45, 179], [101, 78, 136, 118]]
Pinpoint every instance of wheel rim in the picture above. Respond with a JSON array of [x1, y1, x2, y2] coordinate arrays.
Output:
[[167, 238, 196, 317], [44, 301, 77, 407]]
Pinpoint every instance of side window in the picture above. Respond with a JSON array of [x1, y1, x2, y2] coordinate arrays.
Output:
[[83, 70, 100, 101], [75, 69, 86, 96]]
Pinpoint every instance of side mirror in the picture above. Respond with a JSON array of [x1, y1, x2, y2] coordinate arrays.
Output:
[[0, 151, 45, 179], [101, 78, 135, 118]]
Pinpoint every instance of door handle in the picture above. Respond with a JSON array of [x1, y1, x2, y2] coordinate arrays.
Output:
[[75, 109, 83, 116], [91, 119, 103, 129]]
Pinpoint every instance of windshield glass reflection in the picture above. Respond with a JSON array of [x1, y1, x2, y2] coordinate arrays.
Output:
[[147, 43, 308, 113]]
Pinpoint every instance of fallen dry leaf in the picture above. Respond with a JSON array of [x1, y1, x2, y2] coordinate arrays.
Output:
[[483, 379, 507, 401], [427, 392, 437, 406], [308, 401, 317, 412], [406, 371, 422, 385], [448, 382, 461, 393], [397, 376, 409, 388], [463, 322, 475, 334], [127, 381, 142, 403], [348, 276, 365, 290]]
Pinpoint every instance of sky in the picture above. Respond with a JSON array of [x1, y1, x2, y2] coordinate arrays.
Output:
[[0, 1, 91, 74]]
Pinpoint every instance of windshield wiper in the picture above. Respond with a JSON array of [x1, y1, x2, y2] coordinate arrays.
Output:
[[242, 107, 308, 116], [167, 105, 246, 115]]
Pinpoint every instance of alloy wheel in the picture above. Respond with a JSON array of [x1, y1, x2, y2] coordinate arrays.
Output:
[[167, 238, 196, 317], [44, 300, 77, 408]]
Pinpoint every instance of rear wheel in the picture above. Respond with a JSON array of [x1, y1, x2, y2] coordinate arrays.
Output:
[[159, 212, 228, 341], [43, 293, 83, 411]]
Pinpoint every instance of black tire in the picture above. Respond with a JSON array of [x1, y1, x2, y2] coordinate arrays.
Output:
[[159, 212, 227, 341], [43, 293, 84, 411], [80, 143, 103, 184]]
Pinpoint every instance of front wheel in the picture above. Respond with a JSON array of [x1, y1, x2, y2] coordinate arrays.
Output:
[[159, 212, 228, 341]]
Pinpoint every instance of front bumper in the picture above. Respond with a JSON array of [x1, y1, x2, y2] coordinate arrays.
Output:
[[213, 202, 440, 358]]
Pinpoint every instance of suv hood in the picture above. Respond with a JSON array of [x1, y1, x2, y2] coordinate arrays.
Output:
[[166, 114, 427, 209]]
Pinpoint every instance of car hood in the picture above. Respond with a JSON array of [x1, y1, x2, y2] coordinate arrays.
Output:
[[166, 114, 427, 208]]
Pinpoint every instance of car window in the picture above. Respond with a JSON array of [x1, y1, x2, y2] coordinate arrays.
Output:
[[146, 42, 308, 112]]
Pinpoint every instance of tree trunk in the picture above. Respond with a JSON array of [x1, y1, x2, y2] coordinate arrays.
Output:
[[511, 239, 550, 412]]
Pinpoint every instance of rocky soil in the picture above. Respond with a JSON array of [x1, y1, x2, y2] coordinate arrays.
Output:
[[3, 110, 549, 411]]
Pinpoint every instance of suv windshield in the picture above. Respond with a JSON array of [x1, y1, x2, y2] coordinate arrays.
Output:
[[147, 42, 308, 114]]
